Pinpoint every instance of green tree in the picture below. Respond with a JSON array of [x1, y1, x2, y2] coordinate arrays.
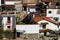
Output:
[[16, 16, 25, 24], [0, 26, 3, 40], [3, 31, 13, 40], [13, 28, 16, 39]]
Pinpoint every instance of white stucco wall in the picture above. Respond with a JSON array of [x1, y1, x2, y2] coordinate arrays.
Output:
[[15, 4, 23, 12], [16, 25, 39, 34], [5, 1, 21, 5], [47, 9, 60, 23], [2, 17, 13, 30], [27, 7, 36, 14], [47, 9, 60, 17], [0, 0, 1, 6], [38, 20, 59, 31]]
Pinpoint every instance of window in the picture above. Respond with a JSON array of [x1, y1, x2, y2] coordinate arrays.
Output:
[[6, 8, 11, 11], [49, 11, 52, 14], [0, 7, 2, 12], [7, 26, 10, 29], [7, 17, 11, 23], [45, 2, 49, 6], [1, 0, 5, 4], [17, 32, 20, 37], [57, 9, 60, 14], [54, 17, 59, 21], [42, 24, 46, 28], [2, 6, 5, 11], [23, 6, 27, 11]]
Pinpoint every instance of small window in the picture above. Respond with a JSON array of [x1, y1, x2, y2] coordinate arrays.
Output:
[[7, 17, 11, 23], [54, 17, 59, 21], [49, 11, 52, 14], [7, 26, 10, 29], [42, 24, 46, 28], [17, 32, 20, 37], [1, 0, 5, 4], [23, 6, 27, 11]]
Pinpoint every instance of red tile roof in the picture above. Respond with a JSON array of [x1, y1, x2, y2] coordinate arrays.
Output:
[[1, 11, 14, 14], [42, 0, 51, 2], [5, 0, 21, 1], [39, 29, 54, 33], [48, 4, 56, 8], [33, 16, 58, 25]]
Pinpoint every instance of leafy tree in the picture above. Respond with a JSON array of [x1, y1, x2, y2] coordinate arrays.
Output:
[[13, 28, 16, 39], [3, 31, 13, 40], [16, 16, 25, 24], [0, 26, 3, 40]]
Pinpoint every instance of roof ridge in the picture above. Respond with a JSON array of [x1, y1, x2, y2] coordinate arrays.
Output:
[[33, 16, 58, 25]]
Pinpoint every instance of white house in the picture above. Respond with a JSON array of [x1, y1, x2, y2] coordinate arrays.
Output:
[[23, 4, 36, 14], [33, 16, 59, 31], [27, 7, 36, 14], [16, 25, 39, 34], [2, 15, 15, 31], [46, 9, 60, 23], [0, 0, 1, 6]]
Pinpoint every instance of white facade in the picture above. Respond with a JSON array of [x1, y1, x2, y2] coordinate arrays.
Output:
[[47, 9, 60, 17], [16, 25, 39, 34], [47, 9, 60, 22], [15, 3, 23, 12], [38, 20, 59, 31], [27, 4, 36, 14], [2, 17, 13, 30], [0, 0, 1, 6], [27, 7, 36, 14], [5, 1, 21, 5]]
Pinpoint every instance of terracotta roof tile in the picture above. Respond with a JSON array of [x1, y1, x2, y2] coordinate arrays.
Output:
[[33, 16, 58, 25], [1, 11, 14, 14], [48, 4, 56, 8], [39, 29, 54, 33], [42, 0, 51, 2]]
